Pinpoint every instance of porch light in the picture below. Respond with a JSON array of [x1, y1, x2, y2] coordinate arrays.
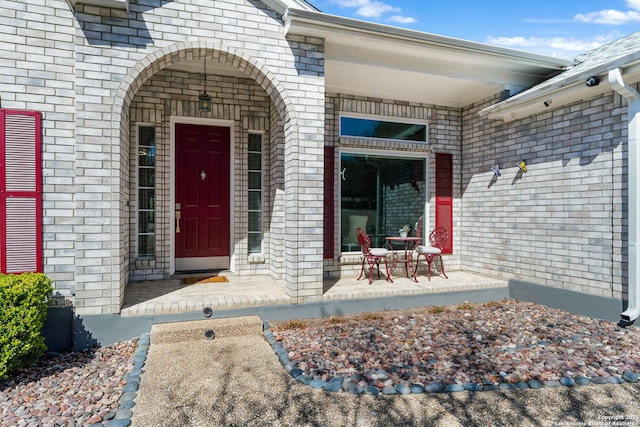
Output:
[[199, 59, 212, 112], [491, 164, 501, 177]]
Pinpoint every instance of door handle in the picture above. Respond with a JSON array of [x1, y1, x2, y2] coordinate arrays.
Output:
[[175, 210, 181, 233]]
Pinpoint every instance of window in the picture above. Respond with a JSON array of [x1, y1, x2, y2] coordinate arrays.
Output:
[[340, 152, 426, 251], [0, 109, 42, 273], [137, 126, 156, 258], [248, 133, 263, 254], [340, 115, 427, 142]]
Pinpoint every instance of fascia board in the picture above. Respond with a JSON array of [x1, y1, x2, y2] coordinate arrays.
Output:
[[480, 54, 640, 122]]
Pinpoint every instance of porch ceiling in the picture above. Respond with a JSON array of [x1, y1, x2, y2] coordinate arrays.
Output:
[[286, 9, 574, 108]]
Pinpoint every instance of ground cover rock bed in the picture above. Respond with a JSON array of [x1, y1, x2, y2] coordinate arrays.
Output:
[[269, 300, 640, 394], [0, 338, 139, 426]]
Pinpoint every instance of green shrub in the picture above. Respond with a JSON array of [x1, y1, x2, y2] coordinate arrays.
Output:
[[0, 273, 53, 379]]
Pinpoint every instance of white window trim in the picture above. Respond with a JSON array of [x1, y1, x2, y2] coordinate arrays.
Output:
[[247, 131, 265, 256]]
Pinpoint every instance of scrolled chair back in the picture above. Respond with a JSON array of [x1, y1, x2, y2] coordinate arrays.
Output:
[[429, 226, 448, 250], [356, 227, 372, 254]]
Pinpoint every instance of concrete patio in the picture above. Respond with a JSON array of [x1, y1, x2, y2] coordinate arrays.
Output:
[[120, 270, 508, 317]]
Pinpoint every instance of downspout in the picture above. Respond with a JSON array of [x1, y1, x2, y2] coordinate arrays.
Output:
[[609, 68, 640, 327]]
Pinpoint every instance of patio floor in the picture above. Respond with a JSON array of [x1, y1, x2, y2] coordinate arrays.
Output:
[[120, 270, 508, 317]]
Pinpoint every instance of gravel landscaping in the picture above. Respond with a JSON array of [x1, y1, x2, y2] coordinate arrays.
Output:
[[270, 300, 640, 394], [0, 339, 139, 426]]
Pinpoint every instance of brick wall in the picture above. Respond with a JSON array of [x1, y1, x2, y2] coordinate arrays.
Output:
[[461, 92, 626, 299], [1, 0, 326, 313]]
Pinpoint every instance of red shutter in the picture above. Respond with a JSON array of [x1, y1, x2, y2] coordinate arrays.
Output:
[[323, 146, 335, 259], [435, 153, 453, 254], [0, 109, 42, 273]]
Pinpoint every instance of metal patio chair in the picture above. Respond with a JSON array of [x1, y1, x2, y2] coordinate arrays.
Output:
[[356, 227, 393, 284], [414, 226, 449, 281]]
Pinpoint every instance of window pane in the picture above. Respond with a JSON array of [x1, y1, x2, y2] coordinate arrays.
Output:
[[138, 211, 155, 233], [340, 117, 427, 142], [138, 234, 155, 258], [248, 233, 261, 253], [139, 168, 155, 188], [340, 153, 426, 251], [139, 189, 155, 209], [139, 146, 156, 167], [248, 134, 262, 152], [248, 211, 261, 231], [248, 152, 261, 171], [248, 190, 261, 211], [248, 171, 261, 189]]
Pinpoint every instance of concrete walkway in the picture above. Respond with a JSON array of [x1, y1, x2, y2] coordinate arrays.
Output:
[[130, 316, 640, 427]]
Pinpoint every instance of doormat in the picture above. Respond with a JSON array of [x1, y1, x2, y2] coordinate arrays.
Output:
[[180, 276, 229, 285]]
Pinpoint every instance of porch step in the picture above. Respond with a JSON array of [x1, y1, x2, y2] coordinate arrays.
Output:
[[151, 315, 263, 344]]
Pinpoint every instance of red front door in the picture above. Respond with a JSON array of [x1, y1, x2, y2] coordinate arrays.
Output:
[[175, 123, 230, 271]]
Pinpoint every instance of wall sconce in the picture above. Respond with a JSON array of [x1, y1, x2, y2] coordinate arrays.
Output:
[[491, 164, 501, 177], [199, 59, 212, 112], [543, 99, 552, 107], [517, 160, 527, 173]]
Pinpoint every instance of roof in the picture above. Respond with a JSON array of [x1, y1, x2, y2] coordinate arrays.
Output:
[[479, 31, 640, 121], [284, 9, 572, 108]]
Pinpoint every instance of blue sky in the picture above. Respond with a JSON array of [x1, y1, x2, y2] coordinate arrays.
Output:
[[307, 0, 640, 59]]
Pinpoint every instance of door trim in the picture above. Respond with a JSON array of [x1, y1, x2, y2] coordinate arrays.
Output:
[[170, 116, 235, 274]]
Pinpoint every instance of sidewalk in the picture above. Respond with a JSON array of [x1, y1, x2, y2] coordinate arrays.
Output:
[[130, 316, 640, 427]]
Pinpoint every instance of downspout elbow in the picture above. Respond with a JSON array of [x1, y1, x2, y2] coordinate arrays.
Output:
[[609, 68, 640, 106]]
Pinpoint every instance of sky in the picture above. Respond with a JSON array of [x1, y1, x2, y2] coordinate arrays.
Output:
[[306, 0, 640, 59]]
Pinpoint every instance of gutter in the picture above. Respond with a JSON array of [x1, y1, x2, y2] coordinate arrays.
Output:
[[479, 51, 640, 122], [610, 68, 640, 327]]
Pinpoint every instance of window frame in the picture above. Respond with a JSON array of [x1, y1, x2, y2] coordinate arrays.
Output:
[[136, 124, 156, 259], [247, 131, 264, 255], [338, 147, 429, 254], [339, 113, 429, 144]]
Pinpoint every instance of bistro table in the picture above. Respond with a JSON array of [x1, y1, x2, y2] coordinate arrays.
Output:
[[385, 236, 421, 282]]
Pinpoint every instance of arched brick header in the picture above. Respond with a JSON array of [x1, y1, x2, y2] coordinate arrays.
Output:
[[112, 40, 295, 133]]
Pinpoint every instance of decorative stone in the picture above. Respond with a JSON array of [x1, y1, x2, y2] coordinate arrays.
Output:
[[425, 382, 445, 393], [324, 377, 343, 392], [514, 382, 529, 390], [290, 368, 303, 378], [560, 377, 575, 387], [410, 384, 425, 394], [528, 379, 543, 389], [382, 385, 397, 395], [463, 383, 482, 391], [499, 383, 517, 391], [445, 384, 465, 392], [343, 382, 363, 394], [309, 379, 326, 389], [296, 374, 313, 385], [623, 371, 639, 383], [395, 383, 411, 394], [575, 377, 591, 386], [364, 385, 380, 395]]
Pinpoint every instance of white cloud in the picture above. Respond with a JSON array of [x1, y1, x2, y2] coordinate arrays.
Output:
[[573, 0, 640, 24], [329, 0, 414, 23], [388, 15, 417, 24], [574, 9, 640, 25], [485, 34, 617, 58]]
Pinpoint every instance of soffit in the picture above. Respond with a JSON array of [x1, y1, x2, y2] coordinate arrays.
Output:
[[286, 9, 572, 108]]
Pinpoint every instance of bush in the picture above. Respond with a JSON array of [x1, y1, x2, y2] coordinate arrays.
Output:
[[0, 273, 53, 379]]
